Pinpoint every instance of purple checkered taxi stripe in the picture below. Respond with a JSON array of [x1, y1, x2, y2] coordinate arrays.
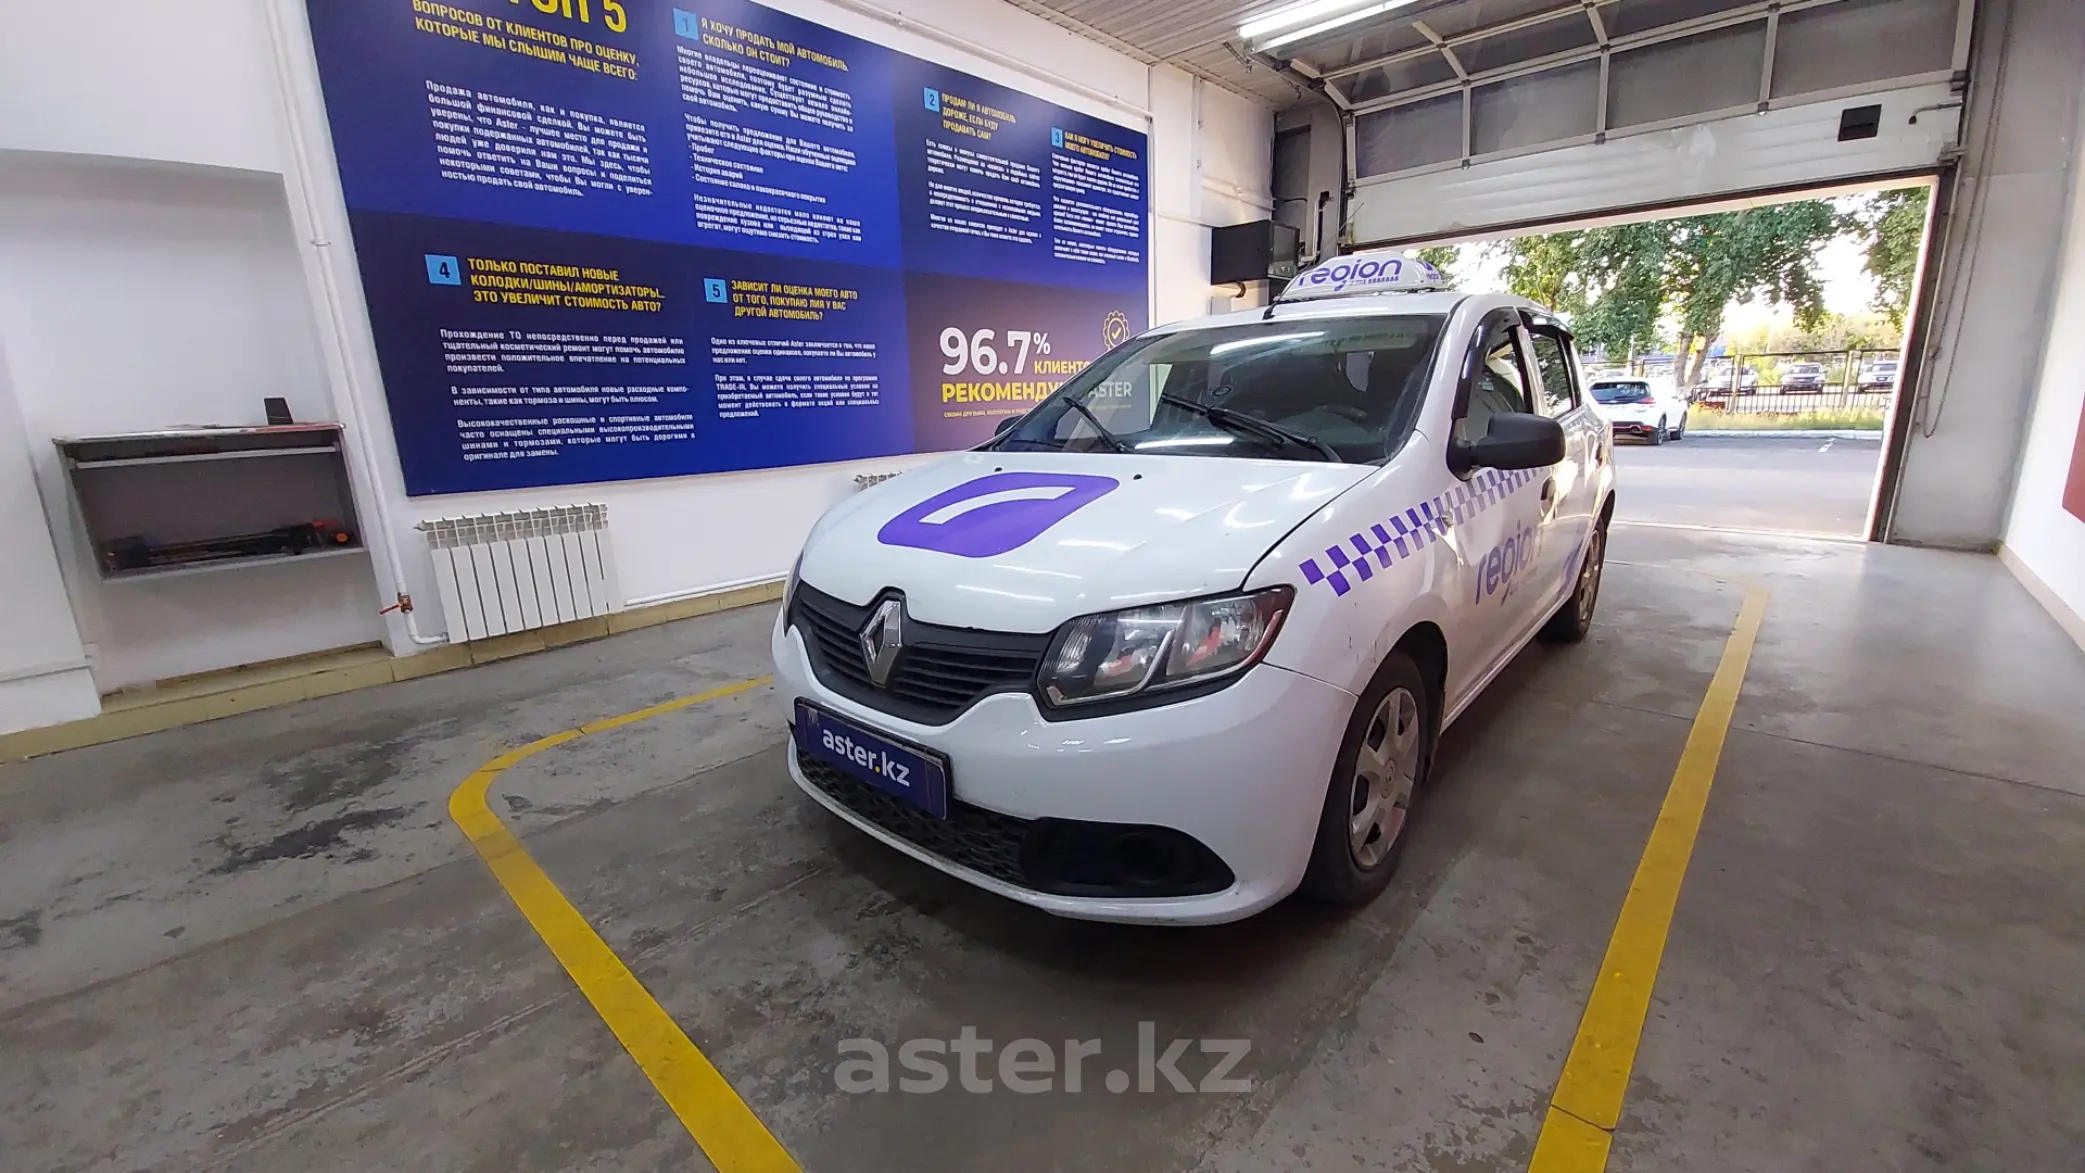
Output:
[[1298, 469, 1539, 597]]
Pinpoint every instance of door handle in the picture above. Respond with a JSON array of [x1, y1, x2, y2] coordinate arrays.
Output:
[[1540, 478, 1556, 505]]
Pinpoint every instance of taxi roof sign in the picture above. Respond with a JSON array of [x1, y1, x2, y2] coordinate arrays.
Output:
[[1276, 249, 1451, 302]]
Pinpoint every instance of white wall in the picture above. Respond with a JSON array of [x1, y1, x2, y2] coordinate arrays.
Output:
[[1198, 79, 1276, 229], [1148, 67, 1277, 326], [0, 0, 1270, 728], [0, 155, 384, 690], [2001, 76, 2085, 644], [0, 335, 100, 732], [1890, 0, 2085, 548], [0, 0, 286, 173]]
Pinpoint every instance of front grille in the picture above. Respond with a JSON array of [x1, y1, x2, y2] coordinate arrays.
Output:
[[797, 754, 1030, 885], [797, 752, 1237, 899], [790, 584, 1051, 725]]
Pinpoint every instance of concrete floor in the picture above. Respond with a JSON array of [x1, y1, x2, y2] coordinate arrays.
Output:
[[1612, 433, 1884, 537], [2, 527, 2080, 1172]]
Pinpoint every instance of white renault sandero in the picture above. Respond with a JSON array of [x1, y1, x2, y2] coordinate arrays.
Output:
[[772, 250, 1615, 924]]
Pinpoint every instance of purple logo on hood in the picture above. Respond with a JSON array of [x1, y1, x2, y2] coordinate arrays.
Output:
[[877, 472, 1119, 558]]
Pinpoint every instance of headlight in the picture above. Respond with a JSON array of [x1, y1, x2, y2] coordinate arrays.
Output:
[[783, 550, 804, 609], [1039, 587, 1293, 708]]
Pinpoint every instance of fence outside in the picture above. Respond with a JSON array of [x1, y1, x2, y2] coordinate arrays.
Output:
[[1710, 390, 1894, 415], [1595, 347, 1905, 406]]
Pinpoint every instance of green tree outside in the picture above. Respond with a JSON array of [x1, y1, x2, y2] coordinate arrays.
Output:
[[1849, 188, 1931, 327], [1412, 245, 1461, 285], [1456, 185, 1928, 386]]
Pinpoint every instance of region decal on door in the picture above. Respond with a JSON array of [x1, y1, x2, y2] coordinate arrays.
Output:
[[1298, 469, 1538, 596], [877, 472, 1118, 558]]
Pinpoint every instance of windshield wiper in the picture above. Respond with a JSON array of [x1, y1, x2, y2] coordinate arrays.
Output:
[[1158, 393, 1341, 462], [1056, 395, 1131, 453]]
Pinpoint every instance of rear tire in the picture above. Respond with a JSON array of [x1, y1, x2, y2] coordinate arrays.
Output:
[[1540, 516, 1607, 645], [1647, 417, 1665, 445], [1300, 651, 1436, 908]]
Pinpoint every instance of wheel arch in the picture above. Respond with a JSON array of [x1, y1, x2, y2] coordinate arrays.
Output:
[[1389, 620, 1448, 711]]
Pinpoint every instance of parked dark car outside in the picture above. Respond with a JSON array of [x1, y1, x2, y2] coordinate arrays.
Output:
[[1781, 362, 1827, 392]]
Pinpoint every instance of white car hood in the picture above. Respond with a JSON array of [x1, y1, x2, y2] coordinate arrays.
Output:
[[798, 450, 1374, 632]]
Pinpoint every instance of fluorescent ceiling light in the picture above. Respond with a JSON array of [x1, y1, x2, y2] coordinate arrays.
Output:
[[1209, 331, 1322, 355], [1136, 436, 1235, 449], [1239, 0, 1381, 41], [1240, 0, 1420, 51]]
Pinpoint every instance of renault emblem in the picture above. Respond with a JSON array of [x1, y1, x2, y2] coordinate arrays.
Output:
[[859, 597, 905, 686]]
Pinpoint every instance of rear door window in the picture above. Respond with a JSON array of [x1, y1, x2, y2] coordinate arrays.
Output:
[[1527, 329, 1579, 417], [1591, 381, 1653, 405]]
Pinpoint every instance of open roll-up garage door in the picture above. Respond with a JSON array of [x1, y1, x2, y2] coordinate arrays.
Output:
[[1007, 0, 2076, 550], [1329, 0, 1972, 245]]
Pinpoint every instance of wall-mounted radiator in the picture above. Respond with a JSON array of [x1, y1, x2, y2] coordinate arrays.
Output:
[[419, 505, 621, 641]]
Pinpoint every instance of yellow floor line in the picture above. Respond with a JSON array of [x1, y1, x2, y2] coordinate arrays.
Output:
[[448, 676, 801, 1173], [1528, 584, 1770, 1173]]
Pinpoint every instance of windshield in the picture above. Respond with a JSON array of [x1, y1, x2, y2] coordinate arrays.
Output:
[[994, 315, 1447, 464], [1592, 381, 1654, 404]]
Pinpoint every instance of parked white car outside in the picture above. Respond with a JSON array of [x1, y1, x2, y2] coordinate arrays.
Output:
[[1587, 376, 1688, 443]]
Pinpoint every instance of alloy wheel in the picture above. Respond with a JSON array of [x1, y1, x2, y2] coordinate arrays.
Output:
[[1348, 687, 1422, 868], [1577, 526, 1606, 626]]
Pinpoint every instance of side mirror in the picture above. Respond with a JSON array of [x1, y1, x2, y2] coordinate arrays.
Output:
[[1455, 412, 1565, 473], [995, 416, 1020, 435]]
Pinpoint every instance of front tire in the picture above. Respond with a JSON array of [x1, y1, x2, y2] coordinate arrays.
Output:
[[1540, 516, 1608, 644], [1300, 651, 1436, 908], [1670, 412, 1686, 441]]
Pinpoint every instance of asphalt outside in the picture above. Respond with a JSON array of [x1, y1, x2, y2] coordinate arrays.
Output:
[[1, 524, 2079, 1172], [1611, 432, 1883, 538]]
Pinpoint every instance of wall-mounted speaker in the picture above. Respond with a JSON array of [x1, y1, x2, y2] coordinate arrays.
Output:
[[1211, 220, 1301, 285]]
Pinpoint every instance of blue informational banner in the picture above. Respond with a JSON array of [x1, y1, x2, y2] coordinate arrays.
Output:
[[304, 0, 1150, 495]]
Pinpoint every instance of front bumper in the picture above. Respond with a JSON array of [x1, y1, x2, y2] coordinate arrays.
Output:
[[772, 612, 1356, 924]]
